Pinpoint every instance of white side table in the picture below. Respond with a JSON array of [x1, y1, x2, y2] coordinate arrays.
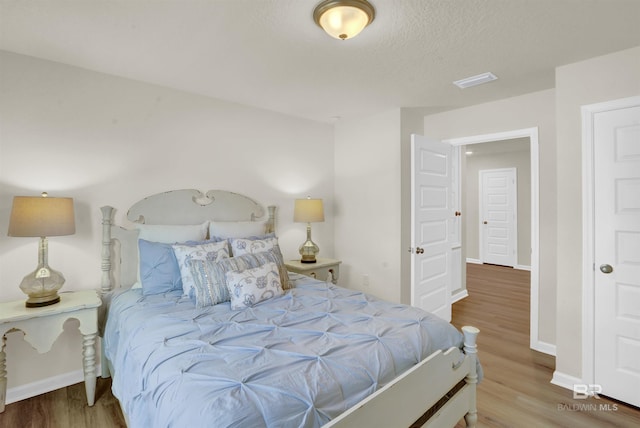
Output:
[[0, 290, 102, 413], [285, 258, 342, 284]]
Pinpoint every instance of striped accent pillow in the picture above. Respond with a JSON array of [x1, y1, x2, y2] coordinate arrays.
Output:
[[189, 249, 290, 308], [172, 240, 230, 297]]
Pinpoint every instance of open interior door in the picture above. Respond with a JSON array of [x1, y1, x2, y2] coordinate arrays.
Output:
[[411, 134, 453, 322]]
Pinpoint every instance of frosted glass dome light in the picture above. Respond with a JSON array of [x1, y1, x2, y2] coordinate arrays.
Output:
[[313, 0, 375, 40]]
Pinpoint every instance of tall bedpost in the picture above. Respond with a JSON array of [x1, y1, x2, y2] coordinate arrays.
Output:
[[100, 206, 114, 295], [462, 326, 480, 427], [266, 205, 276, 234]]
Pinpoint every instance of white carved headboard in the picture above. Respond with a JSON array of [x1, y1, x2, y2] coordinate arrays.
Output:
[[100, 189, 276, 294]]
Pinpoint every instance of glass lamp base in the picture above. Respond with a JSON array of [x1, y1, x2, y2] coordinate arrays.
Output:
[[299, 223, 320, 264], [19, 264, 65, 308], [300, 255, 317, 264], [25, 294, 61, 308], [299, 240, 319, 264]]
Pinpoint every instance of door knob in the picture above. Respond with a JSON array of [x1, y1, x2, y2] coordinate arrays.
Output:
[[483, 221, 488, 225], [415, 247, 424, 254], [599, 264, 613, 274]]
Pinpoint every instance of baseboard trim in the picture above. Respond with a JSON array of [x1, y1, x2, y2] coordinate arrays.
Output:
[[6, 364, 102, 405], [551, 370, 583, 391], [466, 259, 531, 271], [530, 340, 556, 356], [452, 289, 469, 303]]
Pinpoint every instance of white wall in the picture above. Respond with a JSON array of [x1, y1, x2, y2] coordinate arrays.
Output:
[[422, 89, 557, 346], [554, 46, 640, 380], [0, 51, 334, 399], [334, 109, 402, 303]]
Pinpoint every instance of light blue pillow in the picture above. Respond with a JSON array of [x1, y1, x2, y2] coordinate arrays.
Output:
[[138, 239, 182, 295], [189, 249, 290, 308], [226, 261, 283, 310]]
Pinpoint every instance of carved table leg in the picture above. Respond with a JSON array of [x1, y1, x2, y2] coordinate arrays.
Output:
[[0, 335, 6, 413], [83, 332, 97, 406]]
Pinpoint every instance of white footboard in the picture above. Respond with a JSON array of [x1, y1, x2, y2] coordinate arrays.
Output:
[[325, 326, 479, 428]]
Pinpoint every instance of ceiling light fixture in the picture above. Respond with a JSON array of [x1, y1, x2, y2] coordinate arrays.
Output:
[[313, 0, 375, 40], [453, 72, 498, 89]]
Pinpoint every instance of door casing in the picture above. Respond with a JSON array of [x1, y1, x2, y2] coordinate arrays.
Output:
[[444, 127, 546, 354]]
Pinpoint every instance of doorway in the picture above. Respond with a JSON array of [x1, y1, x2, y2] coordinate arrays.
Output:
[[444, 128, 548, 354], [465, 140, 530, 270]]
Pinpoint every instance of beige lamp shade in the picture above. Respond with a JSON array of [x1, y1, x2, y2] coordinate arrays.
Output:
[[294, 198, 325, 223], [8, 194, 76, 237]]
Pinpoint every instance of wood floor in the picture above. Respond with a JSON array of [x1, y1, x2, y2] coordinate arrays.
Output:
[[0, 375, 126, 428], [452, 263, 640, 428], [2, 263, 639, 427]]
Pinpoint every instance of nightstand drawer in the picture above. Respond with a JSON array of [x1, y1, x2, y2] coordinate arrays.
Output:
[[285, 258, 342, 284]]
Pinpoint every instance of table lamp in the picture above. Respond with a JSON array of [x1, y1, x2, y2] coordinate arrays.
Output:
[[7, 192, 76, 307], [294, 197, 324, 263]]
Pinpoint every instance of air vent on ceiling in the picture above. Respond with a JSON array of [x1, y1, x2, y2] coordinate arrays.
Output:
[[453, 72, 498, 89]]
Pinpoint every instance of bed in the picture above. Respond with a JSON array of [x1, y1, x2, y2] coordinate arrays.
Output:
[[99, 189, 480, 428]]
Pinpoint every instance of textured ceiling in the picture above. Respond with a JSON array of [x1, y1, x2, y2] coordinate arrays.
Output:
[[1, 0, 639, 123]]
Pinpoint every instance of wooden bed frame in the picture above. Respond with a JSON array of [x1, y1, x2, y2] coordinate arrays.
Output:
[[99, 189, 479, 428]]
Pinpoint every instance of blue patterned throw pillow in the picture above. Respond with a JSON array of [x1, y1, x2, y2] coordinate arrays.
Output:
[[189, 249, 290, 308], [229, 237, 291, 290], [225, 262, 283, 310]]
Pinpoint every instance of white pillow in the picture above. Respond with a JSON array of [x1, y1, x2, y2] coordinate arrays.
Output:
[[172, 240, 230, 297], [225, 261, 283, 310], [209, 220, 267, 239], [135, 222, 209, 243]]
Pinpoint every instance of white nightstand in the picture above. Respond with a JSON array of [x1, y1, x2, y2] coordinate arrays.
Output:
[[285, 258, 342, 284], [0, 289, 102, 413]]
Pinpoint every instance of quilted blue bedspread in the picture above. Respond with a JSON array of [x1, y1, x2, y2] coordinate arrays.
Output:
[[103, 274, 465, 428]]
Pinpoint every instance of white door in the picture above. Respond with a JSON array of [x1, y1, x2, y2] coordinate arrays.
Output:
[[411, 134, 453, 322], [594, 103, 640, 407], [479, 168, 517, 267]]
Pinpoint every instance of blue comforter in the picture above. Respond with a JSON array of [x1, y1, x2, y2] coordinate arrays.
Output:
[[103, 274, 465, 428]]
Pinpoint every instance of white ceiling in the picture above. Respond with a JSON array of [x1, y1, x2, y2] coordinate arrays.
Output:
[[1, 0, 639, 123]]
